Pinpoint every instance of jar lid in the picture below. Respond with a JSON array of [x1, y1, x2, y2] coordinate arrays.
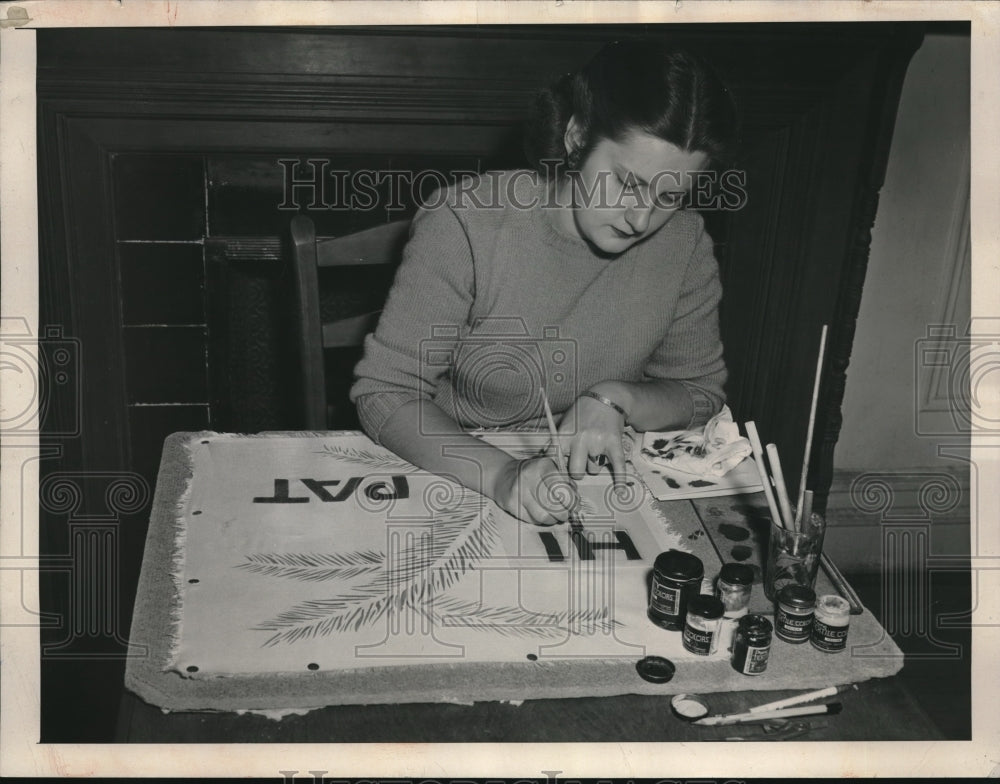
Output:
[[670, 693, 710, 720], [653, 550, 704, 581], [719, 562, 754, 586], [738, 613, 773, 635], [686, 594, 724, 619], [816, 594, 851, 616], [777, 584, 817, 608], [635, 655, 676, 684]]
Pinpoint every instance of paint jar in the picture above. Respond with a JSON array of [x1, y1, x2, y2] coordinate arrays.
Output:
[[716, 562, 754, 652], [731, 614, 773, 675], [648, 550, 704, 631], [774, 584, 816, 644], [764, 513, 826, 602], [682, 594, 725, 656], [811, 594, 851, 653]]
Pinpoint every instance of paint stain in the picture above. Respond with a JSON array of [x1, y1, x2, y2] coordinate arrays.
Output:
[[689, 480, 715, 488], [707, 506, 723, 517], [664, 477, 681, 489], [718, 523, 750, 542], [730, 545, 753, 561]]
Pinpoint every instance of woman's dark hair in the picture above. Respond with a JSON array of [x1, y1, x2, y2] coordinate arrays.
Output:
[[524, 40, 739, 174]]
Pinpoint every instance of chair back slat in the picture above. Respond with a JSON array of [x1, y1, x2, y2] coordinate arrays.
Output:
[[290, 215, 327, 429], [315, 220, 411, 268], [321, 311, 382, 348], [288, 215, 410, 430]]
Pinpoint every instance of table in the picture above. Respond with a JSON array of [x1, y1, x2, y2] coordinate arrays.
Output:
[[116, 676, 940, 742], [117, 432, 939, 742]]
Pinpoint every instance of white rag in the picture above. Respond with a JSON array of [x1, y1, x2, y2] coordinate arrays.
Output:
[[640, 406, 751, 478]]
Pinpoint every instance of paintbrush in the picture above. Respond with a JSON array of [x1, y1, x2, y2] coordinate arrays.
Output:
[[745, 421, 784, 530], [540, 387, 580, 525], [820, 553, 865, 615], [794, 324, 828, 530], [747, 683, 857, 713], [694, 702, 843, 726], [766, 442, 795, 533]]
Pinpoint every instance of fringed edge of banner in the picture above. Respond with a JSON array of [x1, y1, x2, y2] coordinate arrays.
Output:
[[644, 490, 694, 555], [163, 434, 202, 671]]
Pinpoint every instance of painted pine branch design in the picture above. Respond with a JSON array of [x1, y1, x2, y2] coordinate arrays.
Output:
[[426, 596, 622, 639], [315, 444, 418, 472], [251, 499, 499, 647], [235, 550, 383, 582]]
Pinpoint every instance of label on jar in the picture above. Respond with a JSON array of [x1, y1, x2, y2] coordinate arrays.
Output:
[[717, 610, 748, 652], [775, 606, 813, 642], [683, 626, 715, 656], [683, 618, 718, 656], [811, 618, 849, 652], [650, 579, 681, 617], [739, 643, 770, 674]]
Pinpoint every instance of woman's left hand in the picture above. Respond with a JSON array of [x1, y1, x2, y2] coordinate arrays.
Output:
[[558, 391, 628, 491]]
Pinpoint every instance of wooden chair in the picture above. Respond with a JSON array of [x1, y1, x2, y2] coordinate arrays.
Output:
[[288, 214, 411, 430]]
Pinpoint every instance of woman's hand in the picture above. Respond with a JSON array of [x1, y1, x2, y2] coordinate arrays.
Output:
[[491, 456, 579, 526], [559, 391, 629, 490]]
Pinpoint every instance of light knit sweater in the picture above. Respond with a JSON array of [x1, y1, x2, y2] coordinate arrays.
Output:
[[350, 171, 727, 443]]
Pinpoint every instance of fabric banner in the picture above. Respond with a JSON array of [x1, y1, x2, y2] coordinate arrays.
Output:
[[169, 432, 722, 678]]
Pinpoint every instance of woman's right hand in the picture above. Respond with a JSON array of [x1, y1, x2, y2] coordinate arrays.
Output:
[[491, 456, 579, 526]]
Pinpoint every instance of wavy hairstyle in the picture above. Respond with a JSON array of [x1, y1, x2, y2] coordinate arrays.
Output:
[[524, 40, 739, 174]]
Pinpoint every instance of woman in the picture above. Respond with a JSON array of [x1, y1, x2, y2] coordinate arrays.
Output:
[[350, 40, 738, 526]]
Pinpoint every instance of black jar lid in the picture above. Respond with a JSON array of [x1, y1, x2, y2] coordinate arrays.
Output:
[[686, 593, 724, 620], [777, 584, 817, 608], [738, 613, 773, 637], [635, 655, 676, 684], [719, 562, 755, 586], [653, 550, 704, 581]]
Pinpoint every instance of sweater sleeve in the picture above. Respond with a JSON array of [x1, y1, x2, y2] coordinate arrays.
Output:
[[349, 200, 475, 444], [642, 214, 728, 429]]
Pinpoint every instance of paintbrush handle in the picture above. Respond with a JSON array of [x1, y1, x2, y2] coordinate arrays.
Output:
[[745, 421, 784, 530], [695, 703, 842, 726], [748, 684, 843, 713], [539, 387, 565, 468], [795, 325, 828, 529], [765, 443, 795, 532], [821, 552, 864, 615]]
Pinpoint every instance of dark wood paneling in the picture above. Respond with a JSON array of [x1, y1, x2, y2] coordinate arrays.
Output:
[[113, 154, 206, 241], [128, 404, 210, 484], [119, 243, 206, 326], [122, 326, 209, 404]]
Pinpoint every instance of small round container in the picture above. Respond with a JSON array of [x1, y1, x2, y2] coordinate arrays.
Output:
[[716, 562, 754, 651], [811, 594, 851, 653], [731, 614, 773, 675], [648, 550, 704, 631], [682, 594, 725, 656], [774, 584, 816, 644], [670, 693, 710, 721], [717, 563, 754, 612], [635, 655, 676, 684]]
